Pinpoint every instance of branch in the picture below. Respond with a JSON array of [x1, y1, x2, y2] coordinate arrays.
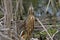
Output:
[[36, 18, 53, 40], [0, 17, 4, 21], [12, 34, 19, 40], [0, 32, 13, 40], [50, 0, 57, 14], [45, 0, 51, 13], [52, 30, 59, 38], [40, 25, 53, 33], [14, 0, 20, 34], [0, 6, 5, 13], [0, 28, 10, 31], [15, 0, 20, 14]]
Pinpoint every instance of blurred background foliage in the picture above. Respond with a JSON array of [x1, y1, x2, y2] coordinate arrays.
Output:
[[0, 0, 60, 40]]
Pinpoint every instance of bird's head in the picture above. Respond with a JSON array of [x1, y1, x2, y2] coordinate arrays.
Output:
[[28, 3, 34, 15]]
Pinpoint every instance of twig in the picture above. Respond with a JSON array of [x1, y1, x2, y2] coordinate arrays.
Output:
[[0, 28, 10, 31], [52, 30, 59, 38], [0, 32, 13, 40], [36, 18, 53, 40], [40, 25, 53, 33], [45, 0, 51, 13], [3, 0, 8, 28], [12, 34, 19, 40], [0, 17, 4, 21], [0, 6, 5, 13], [14, 0, 20, 34]]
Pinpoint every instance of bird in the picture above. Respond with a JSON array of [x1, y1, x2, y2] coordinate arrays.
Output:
[[16, 4, 35, 40], [25, 4, 35, 40]]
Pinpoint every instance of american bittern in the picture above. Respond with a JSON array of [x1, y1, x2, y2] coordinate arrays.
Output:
[[17, 4, 35, 40], [25, 4, 35, 40]]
